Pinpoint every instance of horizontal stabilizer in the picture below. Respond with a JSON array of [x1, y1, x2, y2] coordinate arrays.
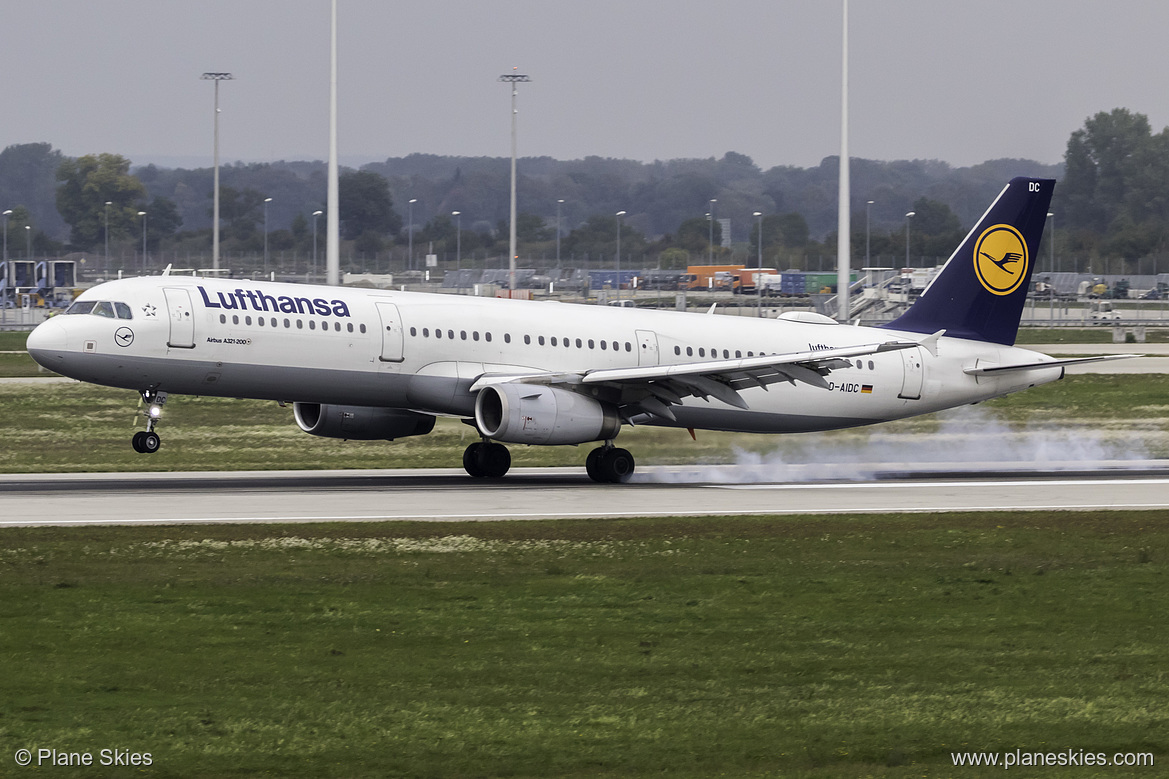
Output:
[[963, 354, 1139, 375]]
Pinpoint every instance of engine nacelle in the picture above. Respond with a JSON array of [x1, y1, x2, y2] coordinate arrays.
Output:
[[474, 384, 620, 446], [293, 403, 435, 441]]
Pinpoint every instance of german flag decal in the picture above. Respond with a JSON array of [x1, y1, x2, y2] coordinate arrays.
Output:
[[861, 385, 873, 394]]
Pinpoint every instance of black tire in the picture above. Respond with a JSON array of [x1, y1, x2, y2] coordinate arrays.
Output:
[[479, 442, 511, 478], [463, 442, 485, 477], [131, 431, 146, 453], [585, 447, 605, 482], [597, 447, 635, 484], [140, 431, 161, 454]]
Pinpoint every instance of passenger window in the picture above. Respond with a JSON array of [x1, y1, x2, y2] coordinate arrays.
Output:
[[461, 330, 467, 340], [410, 326, 417, 336], [524, 335, 531, 345], [686, 347, 693, 357], [309, 320, 316, 330], [220, 314, 227, 324], [674, 346, 681, 355], [447, 330, 454, 339], [504, 333, 511, 343], [436, 329, 443, 339], [473, 331, 480, 342], [576, 338, 582, 348], [297, 320, 303, 329], [245, 316, 252, 325], [699, 348, 705, 357], [538, 336, 545, 346], [115, 302, 133, 319], [485, 332, 492, 342], [600, 340, 607, 350], [588, 339, 594, 349], [551, 336, 558, 346], [284, 318, 291, 328], [271, 318, 277, 327], [93, 301, 116, 318], [625, 342, 632, 352], [869, 360, 875, 370], [360, 324, 367, 334], [735, 350, 742, 358], [232, 315, 239, 325]]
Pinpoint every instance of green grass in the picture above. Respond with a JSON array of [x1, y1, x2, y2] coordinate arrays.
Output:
[[1013, 327, 1169, 344], [2, 374, 1168, 473], [1, 513, 1165, 777]]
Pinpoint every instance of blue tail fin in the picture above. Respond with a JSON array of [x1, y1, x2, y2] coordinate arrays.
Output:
[[880, 177, 1054, 345]]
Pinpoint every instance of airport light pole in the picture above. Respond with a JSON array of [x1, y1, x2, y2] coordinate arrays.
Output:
[[905, 211, 915, 267], [407, 199, 417, 272], [866, 200, 874, 266], [25, 224, 31, 260], [499, 70, 531, 295], [104, 201, 112, 274], [312, 210, 323, 280], [615, 211, 626, 303], [1047, 211, 1055, 321], [263, 197, 273, 276], [708, 199, 717, 263], [754, 211, 764, 317], [452, 211, 461, 271], [556, 199, 564, 268], [2, 209, 11, 263], [201, 72, 233, 272], [138, 211, 147, 273]]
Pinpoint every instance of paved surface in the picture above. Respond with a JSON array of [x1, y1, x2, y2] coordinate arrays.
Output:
[[3, 465, 1168, 527]]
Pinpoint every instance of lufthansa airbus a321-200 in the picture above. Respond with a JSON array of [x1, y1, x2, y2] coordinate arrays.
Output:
[[27, 178, 1130, 483]]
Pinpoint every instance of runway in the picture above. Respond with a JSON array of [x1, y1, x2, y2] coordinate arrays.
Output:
[[3, 464, 1169, 527]]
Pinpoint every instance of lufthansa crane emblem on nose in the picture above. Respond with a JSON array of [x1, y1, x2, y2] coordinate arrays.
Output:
[[114, 327, 135, 347]]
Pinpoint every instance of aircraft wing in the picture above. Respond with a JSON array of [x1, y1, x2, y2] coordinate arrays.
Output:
[[470, 339, 919, 421]]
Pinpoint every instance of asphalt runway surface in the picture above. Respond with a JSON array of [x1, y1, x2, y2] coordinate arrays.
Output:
[[3, 464, 1169, 527]]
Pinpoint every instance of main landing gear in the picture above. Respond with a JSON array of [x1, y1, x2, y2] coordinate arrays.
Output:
[[131, 390, 167, 454], [460, 439, 636, 483], [463, 440, 512, 478], [585, 444, 635, 484]]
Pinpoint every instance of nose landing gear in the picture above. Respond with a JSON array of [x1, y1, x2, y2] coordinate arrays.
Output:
[[131, 390, 167, 454]]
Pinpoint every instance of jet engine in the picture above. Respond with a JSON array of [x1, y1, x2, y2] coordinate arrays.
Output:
[[474, 383, 620, 446], [293, 403, 436, 441]]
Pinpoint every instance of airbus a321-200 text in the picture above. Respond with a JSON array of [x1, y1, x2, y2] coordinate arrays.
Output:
[[27, 178, 1131, 483]]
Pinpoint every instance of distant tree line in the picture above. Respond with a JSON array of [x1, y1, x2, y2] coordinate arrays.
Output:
[[7, 111, 1169, 276]]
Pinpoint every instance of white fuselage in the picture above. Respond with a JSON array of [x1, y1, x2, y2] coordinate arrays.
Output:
[[28, 276, 1062, 434]]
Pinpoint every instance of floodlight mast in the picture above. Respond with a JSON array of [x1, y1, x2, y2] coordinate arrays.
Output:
[[499, 71, 530, 294], [201, 72, 234, 272]]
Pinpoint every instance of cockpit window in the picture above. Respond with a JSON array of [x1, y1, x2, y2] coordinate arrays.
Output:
[[63, 300, 134, 319], [65, 301, 95, 315]]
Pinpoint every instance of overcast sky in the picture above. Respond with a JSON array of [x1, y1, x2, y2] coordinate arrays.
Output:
[[4, 1, 1169, 171]]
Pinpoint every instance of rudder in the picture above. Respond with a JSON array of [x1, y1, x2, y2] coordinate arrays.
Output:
[[880, 177, 1054, 345]]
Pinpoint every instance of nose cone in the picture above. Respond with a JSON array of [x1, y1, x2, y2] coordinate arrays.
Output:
[[26, 316, 67, 369]]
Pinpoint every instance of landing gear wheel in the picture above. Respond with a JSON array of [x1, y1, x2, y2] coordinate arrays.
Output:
[[463, 441, 511, 478], [132, 430, 161, 454], [140, 431, 161, 454], [479, 442, 511, 478], [587, 446, 635, 483], [585, 447, 604, 482], [463, 442, 486, 477]]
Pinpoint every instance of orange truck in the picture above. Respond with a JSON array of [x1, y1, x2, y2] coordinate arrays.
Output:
[[685, 265, 744, 291]]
